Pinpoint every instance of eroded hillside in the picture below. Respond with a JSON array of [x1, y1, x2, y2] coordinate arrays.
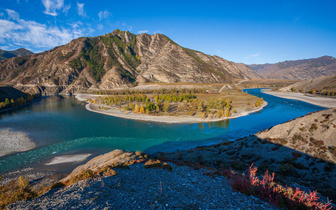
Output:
[[0, 29, 260, 95]]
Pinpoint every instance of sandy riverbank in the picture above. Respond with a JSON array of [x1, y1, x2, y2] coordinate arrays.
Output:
[[45, 154, 91, 165], [262, 89, 336, 108], [76, 94, 267, 124], [0, 129, 36, 157]]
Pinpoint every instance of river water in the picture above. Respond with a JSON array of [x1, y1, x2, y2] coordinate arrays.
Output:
[[0, 89, 325, 173]]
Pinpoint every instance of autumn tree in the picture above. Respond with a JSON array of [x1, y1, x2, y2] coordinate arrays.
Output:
[[139, 105, 145, 114], [134, 104, 139, 113]]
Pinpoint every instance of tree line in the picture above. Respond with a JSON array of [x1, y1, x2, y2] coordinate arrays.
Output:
[[0, 94, 40, 111]]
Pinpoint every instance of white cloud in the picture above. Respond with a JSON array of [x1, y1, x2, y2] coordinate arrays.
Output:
[[137, 30, 148, 34], [98, 10, 110, 21], [97, 24, 103, 30], [250, 53, 260, 57], [62, 4, 71, 14], [0, 19, 22, 38], [42, 0, 65, 16], [68, 21, 82, 28], [0, 13, 4, 18], [246, 53, 261, 61], [6, 9, 20, 20], [0, 10, 92, 50], [77, 2, 85, 17]]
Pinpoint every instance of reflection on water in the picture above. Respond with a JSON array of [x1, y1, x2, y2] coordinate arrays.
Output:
[[0, 89, 326, 173]]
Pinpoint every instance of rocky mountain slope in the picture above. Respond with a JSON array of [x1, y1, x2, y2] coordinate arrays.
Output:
[[156, 109, 336, 201], [0, 48, 33, 61], [249, 56, 336, 80], [8, 150, 274, 209], [0, 29, 260, 95], [280, 75, 336, 94]]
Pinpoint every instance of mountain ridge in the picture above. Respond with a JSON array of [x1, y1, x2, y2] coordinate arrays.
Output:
[[0, 48, 33, 61], [249, 56, 336, 80], [0, 29, 260, 95]]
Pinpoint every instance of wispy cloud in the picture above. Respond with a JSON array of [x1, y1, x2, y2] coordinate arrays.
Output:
[[98, 10, 110, 21], [250, 53, 260, 57], [246, 53, 261, 61], [42, 0, 65, 16], [6, 9, 20, 20], [0, 9, 91, 51], [137, 30, 148, 34], [62, 4, 71, 14], [77, 2, 85, 17], [67, 21, 82, 28], [97, 24, 103, 30]]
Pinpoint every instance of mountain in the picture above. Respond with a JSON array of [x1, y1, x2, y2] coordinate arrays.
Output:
[[249, 56, 336, 80], [0, 29, 260, 95], [280, 75, 336, 94], [0, 48, 33, 61]]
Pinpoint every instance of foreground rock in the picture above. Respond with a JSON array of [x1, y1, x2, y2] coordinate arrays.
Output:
[[10, 150, 274, 209], [0, 129, 36, 157], [156, 109, 336, 202], [61, 149, 145, 183]]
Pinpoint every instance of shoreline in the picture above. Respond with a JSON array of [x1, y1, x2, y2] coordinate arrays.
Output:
[[0, 96, 46, 113], [262, 89, 336, 108], [77, 94, 268, 124]]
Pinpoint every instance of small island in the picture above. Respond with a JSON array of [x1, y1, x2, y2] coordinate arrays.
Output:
[[77, 89, 267, 123]]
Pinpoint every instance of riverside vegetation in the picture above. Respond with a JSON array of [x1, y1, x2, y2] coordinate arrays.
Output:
[[0, 86, 40, 111], [88, 88, 264, 120]]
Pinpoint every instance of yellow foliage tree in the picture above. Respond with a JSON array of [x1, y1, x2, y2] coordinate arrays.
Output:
[[134, 104, 139, 113], [18, 176, 29, 189], [139, 105, 145, 114], [216, 110, 223, 118]]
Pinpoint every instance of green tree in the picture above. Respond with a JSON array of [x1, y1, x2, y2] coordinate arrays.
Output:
[[163, 101, 170, 112]]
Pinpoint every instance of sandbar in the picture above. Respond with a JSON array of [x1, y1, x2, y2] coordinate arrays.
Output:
[[263, 90, 336, 108], [46, 154, 91, 165], [0, 129, 36, 157]]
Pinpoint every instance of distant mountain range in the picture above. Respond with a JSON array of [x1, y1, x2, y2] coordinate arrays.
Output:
[[0, 29, 260, 95], [249, 56, 336, 80], [0, 48, 33, 61]]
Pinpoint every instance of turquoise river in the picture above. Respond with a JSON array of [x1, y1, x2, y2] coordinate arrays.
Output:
[[0, 89, 326, 173]]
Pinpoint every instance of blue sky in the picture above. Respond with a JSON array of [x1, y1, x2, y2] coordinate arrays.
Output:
[[0, 0, 335, 64]]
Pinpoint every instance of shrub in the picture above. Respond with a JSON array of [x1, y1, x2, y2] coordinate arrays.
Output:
[[0, 178, 37, 209], [309, 123, 318, 132], [220, 164, 331, 209], [144, 159, 173, 171], [18, 176, 29, 189], [66, 169, 96, 185], [50, 182, 65, 189]]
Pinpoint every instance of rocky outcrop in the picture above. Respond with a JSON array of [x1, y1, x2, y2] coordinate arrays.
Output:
[[0, 29, 260, 95], [61, 149, 144, 183], [256, 108, 336, 163], [249, 56, 336, 80]]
